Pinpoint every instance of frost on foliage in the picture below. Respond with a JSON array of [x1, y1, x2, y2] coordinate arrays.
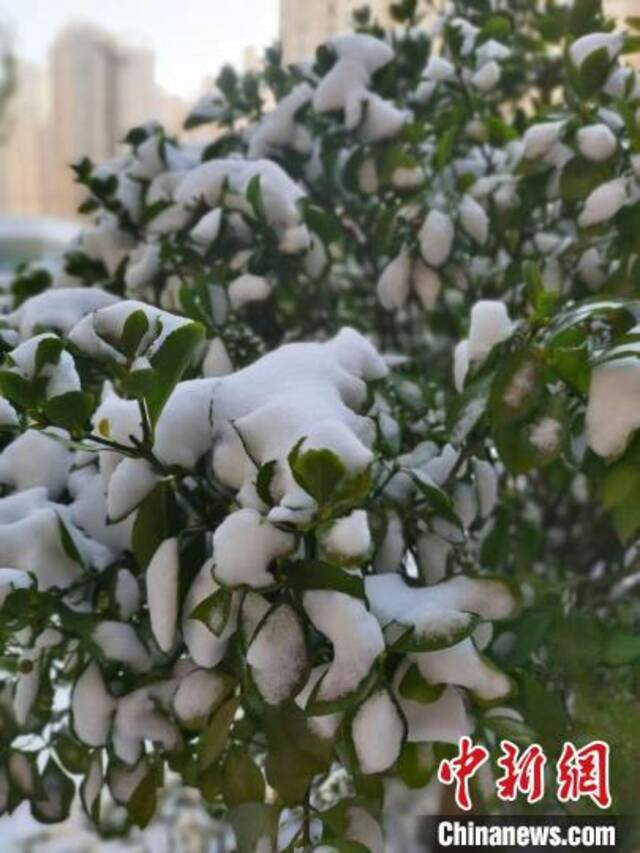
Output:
[[294, 665, 343, 740], [302, 591, 384, 704], [228, 273, 272, 309], [569, 32, 623, 70], [4, 334, 80, 399], [246, 601, 308, 704], [419, 210, 455, 268], [312, 34, 399, 142], [416, 532, 451, 584], [459, 195, 489, 245], [248, 83, 313, 159], [113, 679, 180, 764], [172, 668, 230, 725], [202, 337, 233, 377], [213, 508, 294, 589], [6, 288, 118, 338], [395, 664, 472, 744], [14, 628, 62, 726], [114, 568, 140, 619], [471, 61, 500, 92], [0, 568, 32, 607], [352, 689, 404, 774], [107, 457, 158, 522], [528, 417, 563, 457], [183, 558, 239, 668], [92, 621, 151, 673], [366, 574, 515, 702], [146, 537, 180, 653], [345, 807, 384, 853], [468, 300, 512, 362], [321, 510, 371, 560], [424, 56, 455, 83], [522, 121, 564, 159], [0, 397, 18, 427], [586, 357, 640, 458], [377, 254, 441, 311], [454, 300, 512, 390], [366, 573, 516, 649], [453, 340, 470, 392], [0, 429, 72, 497], [578, 178, 627, 228], [417, 639, 512, 702], [190, 207, 223, 246], [472, 458, 498, 518], [69, 299, 194, 366], [72, 663, 116, 747], [0, 496, 110, 590], [211, 327, 386, 520], [175, 158, 306, 237], [576, 123, 617, 162]]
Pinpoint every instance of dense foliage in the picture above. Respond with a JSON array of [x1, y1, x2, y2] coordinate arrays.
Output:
[[1, 0, 640, 848]]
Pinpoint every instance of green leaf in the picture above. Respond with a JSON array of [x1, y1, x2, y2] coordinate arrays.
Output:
[[229, 803, 281, 853], [283, 559, 365, 599], [575, 45, 613, 98], [264, 703, 333, 805], [121, 309, 150, 360], [447, 372, 492, 444], [398, 663, 446, 704], [198, 695, 239, 770], [524, 260, 558, 320], [132, 481, 180, 570], [190, 586, 233, 637], [482, 714, 537, 746], [145, 321, 205, 426], [44, 391, 94, 432], [489, 350, 544, 426], [494, 395, 568, 474], [222, 747, 265, 807], [386, 612, 478, 654], [246, 174, 266, 223], [601, 460, 640, 510], [560, 157, 614, 201], [611, 481, 640, 542], [396, 742, 435, 789], [547, 340, 590, 394], [303, 202, 343, 246], [256, 459, 277, 506], [493, 609, 552, 669], [0, 372, 36, 408], [290, 447, 347, 504], [34, 336, 63, 375], [197, 762, 222, 802], [127, 765, 159, 829], [30, 758, 74, 824], [603, 633, 640, 666], [56, 514, 85, 568], [405, 470, 453, 516], [54, 732, 91, 775]]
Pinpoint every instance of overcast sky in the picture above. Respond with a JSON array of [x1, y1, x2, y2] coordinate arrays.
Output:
[[0, 0, 280, 97]]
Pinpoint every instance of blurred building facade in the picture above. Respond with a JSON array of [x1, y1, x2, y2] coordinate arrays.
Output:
[[49, 25, 160, 216], [0, 24, 189, 219], [279, 0, 393, 63], [0, 60, 48, 216]]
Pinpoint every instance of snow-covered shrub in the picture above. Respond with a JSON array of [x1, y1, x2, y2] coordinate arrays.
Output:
[[2, 0, 640, 846]]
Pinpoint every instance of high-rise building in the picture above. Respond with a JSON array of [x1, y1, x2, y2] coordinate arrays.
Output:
[[48, 24, 158, 217], [115, 46, 158, 139], [49, 25, 118, 216], [0, 60, 48, 216], [279, 0, 393, 64]]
